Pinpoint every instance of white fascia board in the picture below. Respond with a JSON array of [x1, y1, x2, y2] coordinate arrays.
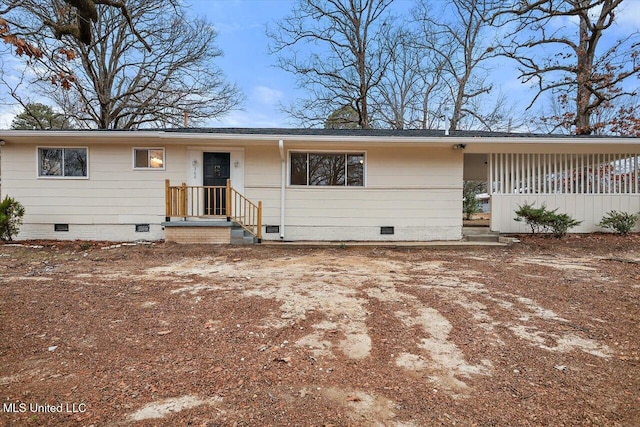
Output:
[[0, 129, 637, 146], [156, 132, 456, 146], [0, 130, 163, 146]]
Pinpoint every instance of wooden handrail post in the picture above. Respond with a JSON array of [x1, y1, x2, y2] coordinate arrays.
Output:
[[257, 201, 263, 242], [226, 179, 232, 220], [180, 182, 187, 218], [165, 179, 171, 221]]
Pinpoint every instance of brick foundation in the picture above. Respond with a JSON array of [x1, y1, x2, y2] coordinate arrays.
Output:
[[164, 226, 231, 244]]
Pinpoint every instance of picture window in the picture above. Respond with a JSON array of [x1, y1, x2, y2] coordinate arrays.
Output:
[[290, 152, 364, 186], [38, 148, 88, 177]]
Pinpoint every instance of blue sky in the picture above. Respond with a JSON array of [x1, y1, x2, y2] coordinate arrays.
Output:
[[0, 0, 639, 128], [191, 0, 640, 128], [198, 0, 424, 127], [191, 0, 298, 127]]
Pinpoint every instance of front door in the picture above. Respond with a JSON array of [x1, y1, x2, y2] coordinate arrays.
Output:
[[203, 152, 230, 216]]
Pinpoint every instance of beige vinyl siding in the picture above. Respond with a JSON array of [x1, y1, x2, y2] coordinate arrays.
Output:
[[285, 189, 458, 226], [366, 147, 460, 188], [3, 142, 187, 240], [252, 145, 463, 241], [244, 145, 281, 188], [243, 146, 282, 231]]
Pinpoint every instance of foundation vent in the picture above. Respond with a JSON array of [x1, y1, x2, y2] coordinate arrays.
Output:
[[380, 226, 395, 235], [135, 224, 150, 233]]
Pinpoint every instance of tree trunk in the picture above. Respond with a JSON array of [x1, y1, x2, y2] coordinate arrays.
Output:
[[575, 12, 593, 135]]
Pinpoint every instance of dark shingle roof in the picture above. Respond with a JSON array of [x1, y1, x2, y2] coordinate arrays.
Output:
[[161, 127, 627, 138], [4, 127, 635, 139]]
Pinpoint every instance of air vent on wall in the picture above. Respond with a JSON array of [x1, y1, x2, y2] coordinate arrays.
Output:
[[54, 224, 69, 232], [380, 226, 394, 235], [265, 225, 280, 234], [135, 224, 150, 233]]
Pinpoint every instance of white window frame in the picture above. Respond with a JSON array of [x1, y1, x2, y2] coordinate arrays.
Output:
[[288, 149, 366, 188], [133, 147, 165, 170], [37, 146, 89, 179]]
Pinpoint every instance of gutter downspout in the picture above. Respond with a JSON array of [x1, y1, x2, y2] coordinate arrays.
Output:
[[278, 139, 285, 239]]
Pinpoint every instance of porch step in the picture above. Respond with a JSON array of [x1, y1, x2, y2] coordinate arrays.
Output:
[[162, 220, 259, 245], [464, 234, 500, 243], [230, 225, 259, 245], [462, 226, 500, 243]]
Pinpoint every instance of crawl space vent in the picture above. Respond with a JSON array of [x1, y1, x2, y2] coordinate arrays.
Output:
[[54, 224, 69, 232], [380, 226, 395, 235], [265, 225, 280, 234]]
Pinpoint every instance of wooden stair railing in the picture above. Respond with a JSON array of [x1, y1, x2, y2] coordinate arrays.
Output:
[[226, 179, 263, 242], [165, 179, 263, 241]]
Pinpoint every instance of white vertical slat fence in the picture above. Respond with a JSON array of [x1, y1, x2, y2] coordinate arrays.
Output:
[[489, 153, 640, 195]]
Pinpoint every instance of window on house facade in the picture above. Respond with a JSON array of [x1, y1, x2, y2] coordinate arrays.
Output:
[[134, 148, 165, 169], [38, 148, 88, 177], [290, 152, 365, 186]]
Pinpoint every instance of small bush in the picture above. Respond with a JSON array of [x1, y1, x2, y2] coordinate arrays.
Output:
[[0, 196, 25, 241], [546, 213, 583, 238], [514, 202, 582, 238], [598, 211, 639, 235], [514, 203, 550, 234], [463, 192, 481, 220]]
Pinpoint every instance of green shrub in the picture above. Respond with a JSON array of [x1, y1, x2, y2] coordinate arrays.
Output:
[[546, 212, 583, 238], [463, 192, 481, 220], [514, 203, 551, 234], [0, 196, 25, 241], [598, 211, 639, 235], [514, 202, 582, 238]]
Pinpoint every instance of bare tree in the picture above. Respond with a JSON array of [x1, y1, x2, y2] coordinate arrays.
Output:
[[373, 25, 461, 130], [413, 0, 504, 131], [4, 0, 242, 129], [51, 0, 151, 50], [415, 47, 450, 130], [373, 28, 431, 129], [533, 92, 640, 136], [460, 91, 524, 131], [494, 0, 640, 135], [1, 0, 149, 57], [268, 0, 394, 129]]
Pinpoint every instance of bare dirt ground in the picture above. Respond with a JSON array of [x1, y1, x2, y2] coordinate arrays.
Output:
[[1, 235, 639, 426], [463, 213, 490, 227]]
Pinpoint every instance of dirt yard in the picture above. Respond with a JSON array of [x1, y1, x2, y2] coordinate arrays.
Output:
[[1, 235, 639, 426]]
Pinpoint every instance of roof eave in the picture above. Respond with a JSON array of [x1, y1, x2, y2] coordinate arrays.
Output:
[[0, 129, 637, 145]]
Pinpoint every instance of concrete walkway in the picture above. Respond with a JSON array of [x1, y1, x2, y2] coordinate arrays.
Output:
[[260, 227, 519, 247]]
